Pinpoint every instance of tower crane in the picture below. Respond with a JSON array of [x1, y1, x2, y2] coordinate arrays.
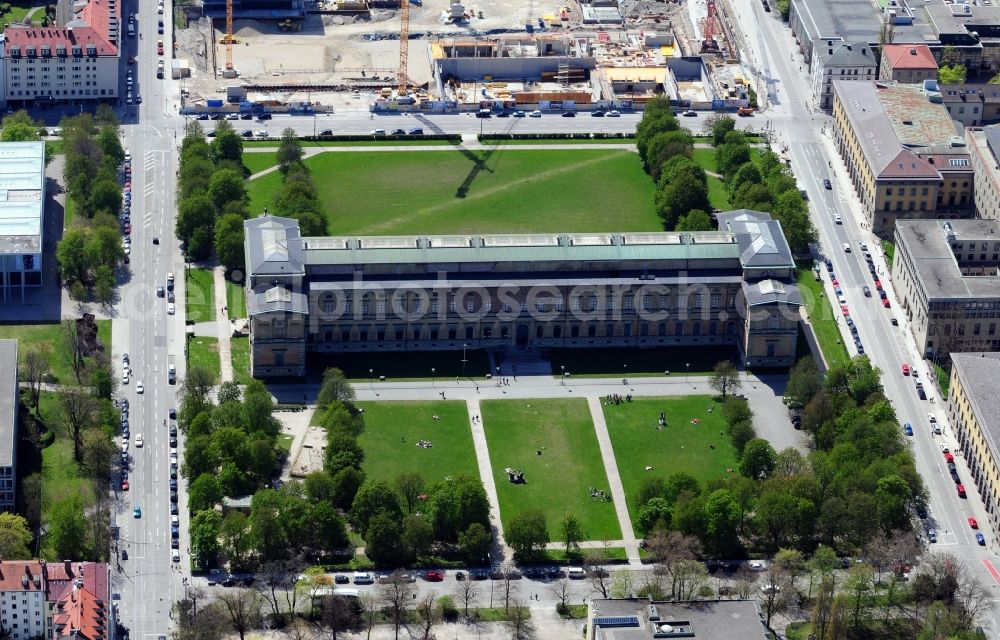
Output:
[[221, 0, 239, 76], [397, 0, 410, 95], [700, 0, 719, 54]]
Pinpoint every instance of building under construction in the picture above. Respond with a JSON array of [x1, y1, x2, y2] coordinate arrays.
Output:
[[202, 0, 305, 20]]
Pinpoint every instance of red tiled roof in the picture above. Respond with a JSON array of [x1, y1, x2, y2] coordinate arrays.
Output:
[[0, 561, 45, 593], [3, 0, 117, 57], [47, 562, 109, 603], [52, 587, 109, 640], [879, 149, 941, 179], [883, 44, 938, 70]]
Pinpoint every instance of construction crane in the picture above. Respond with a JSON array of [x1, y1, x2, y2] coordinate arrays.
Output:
[[220, 0, 238, 76], [397, 0, 410, 95], [700, 0, 719, 54]]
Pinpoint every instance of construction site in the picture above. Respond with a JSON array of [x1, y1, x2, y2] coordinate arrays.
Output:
[[174, 0, 753, 112]]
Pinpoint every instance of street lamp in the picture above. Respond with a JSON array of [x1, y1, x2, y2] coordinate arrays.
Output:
[[561, 365, 565, 386], [369, 368, 374, 393], [686, 362, 690, 382], [496, 365, 501, 386], [462, 343, 469, 378], [431, 367, 436, 388]]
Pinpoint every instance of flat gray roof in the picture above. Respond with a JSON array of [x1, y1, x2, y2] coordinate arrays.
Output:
[[0, 340, 17, 467], [926, 3, 1000, 41], [590, 599, 768, 640], [895, 219, 1000, 300], [791, 0, 881, 45], [0, 142, 45, 257], [951, 352, 1000, 478]]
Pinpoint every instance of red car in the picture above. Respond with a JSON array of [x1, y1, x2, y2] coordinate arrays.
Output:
[[874, 280, 882, 290], [832, 278, 839, 287], [424, 571, 444, 582], [902, 363, 910, 376], [121, 480, 129, 491], [969, 517, 979, 529], [945, 452, 955, 463], [882, 299, 891, 308], [157, 44, 164, 55], [841, 305, 850, 316]]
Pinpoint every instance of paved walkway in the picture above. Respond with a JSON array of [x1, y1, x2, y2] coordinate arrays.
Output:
[[465, 398, 513, 564], [212, 266, 234, 383], [587, 396, 642, 565]]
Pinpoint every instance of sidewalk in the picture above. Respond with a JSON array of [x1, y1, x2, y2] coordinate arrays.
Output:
[[587, 396, 642, 565], [212, 266, 234, 384], [466, 398, 513, 564]]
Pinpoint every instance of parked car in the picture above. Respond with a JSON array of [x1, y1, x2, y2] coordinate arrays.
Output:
[[424, 570, 445, 582]]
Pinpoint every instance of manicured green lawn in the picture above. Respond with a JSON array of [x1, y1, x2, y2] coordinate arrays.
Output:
[[226, 278, 246, 319], [187, 336, 221, 382], [230, 336, 251, 385], [604, 396, 737, 520], [796, 267, 850, 369], [354, 401, 478, 483], [549, 346, 738, 379], [35, 391, 92, 558], [63, 194, 76, 228], [933, 361, 951, 394], [1, 4, 38, 31], [242, 152, 279, 175], [308, 349, 491, 381], [707, 175, 731, 210], [481, 399, 621, 541], [882, 240, 895, 266], [692, 148, 717, 173], [247, 150, 660, 236], [0, 320, 111, 384], [482, 138, 635, 146], [186, 268, 215, 324]]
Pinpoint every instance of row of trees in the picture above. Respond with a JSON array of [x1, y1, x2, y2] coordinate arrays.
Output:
[[52, 109, 127, 303], [176, 120, 249, 267], [315, 368, 494, 567], [268, 129, 326, 236]]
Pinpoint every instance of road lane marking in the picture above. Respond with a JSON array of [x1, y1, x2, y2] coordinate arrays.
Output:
[[983, 559, 1000, 585]]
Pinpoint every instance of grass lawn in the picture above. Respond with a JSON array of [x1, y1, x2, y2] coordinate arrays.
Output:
[[186, 268, 215, 324], [603, 396, 738, 520], [692, 148, 718, 173], [0, 320, 111, 384], [231, 336, 251, 385], [35, 391, 92, 558], [482, 138, 635, 146], [481, 398, 621, 541], [882, 240, 895, 266], [226, 278, 246, 318], [242, 152, 279, 175], [933, 361, 951, 394], [706, 176, 731, 210], [247, 150, 660, 236], [45, 139, 65, 156], [1, 4, 37, 31], [307, 349, 492, 381], [549, 346, 739, 379], [187, 336, 221, 382], [63, 194, 76, 228], [795, 267, 850, 369], [354, 401, 478, 483]]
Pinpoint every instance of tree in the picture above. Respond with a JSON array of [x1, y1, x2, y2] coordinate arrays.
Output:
[[708, 360, 742, 399], [277, 128, 304, 169], [208, 168, 247, 212], [1, 110, 40, 142], [214, 213, 246, 272], [562, 513, 585, 556], [349, 479, 401, 536], [646, 130, 693, 179], [89, 178, 123, 217], [710, 115, 736, 146], [190, 510, 223, 568], [454, 576, 480, 617], [57, 229, 91, 285], [317, 368, 355, 408], [773, 548, 806, 603], [675, 209, 714, 231], [220, 512, 252, 571], [458, 522, 492, 565], [330, 466, 364, 510], [704, 489, 741, 557], [79, 428, 115, 482], [96, 126, 125, 167], [760, 564, 792, 629], [212, 124, 244, 164], [739, 438, 776, 480], [401, 513, 434, 559], [48, 495, 87, 559], [636, 497, 672, 535], [938, 63, 967, 84], [176, 194, 216, 251], [785, 356, 821, 408], [217, 588, 262, 640], [189, 474, 224, 512], [505, 600, 535, 640], [657, 171, 710, 230], [358, 592, 380, 640], [22, 348, 50, 411], [57, 386, 97, 462], [728, 163, 763, 202], [314, 595, 356, 640], [93, 265, 116, 306], [394, 472, 424, 513], [365, 512, 410, 566], [0, 513, 32, 559], [414, 593, 441, 640], [507, 509, 549, 561], [377, 572, 415, 640], [715, 140, 751, 178]]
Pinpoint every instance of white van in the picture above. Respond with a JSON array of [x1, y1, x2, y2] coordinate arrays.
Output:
[[567, 567, 586, 579], [352, 572, 373, 585]]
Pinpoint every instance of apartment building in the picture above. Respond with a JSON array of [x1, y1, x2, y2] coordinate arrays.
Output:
[[0, 340, 17, 513], [879, 44, 938, 84], [243, 210, 802, 378], [948, 352, 1000, 534], [810, 39, 876, 110], [586, 598, 768, 640], [1, 0, 120, 107], [0, 561, 112, 640], [892, 219, 1000, 359], [832, 81, 975, 236], [968, 125, 1000, 222]]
